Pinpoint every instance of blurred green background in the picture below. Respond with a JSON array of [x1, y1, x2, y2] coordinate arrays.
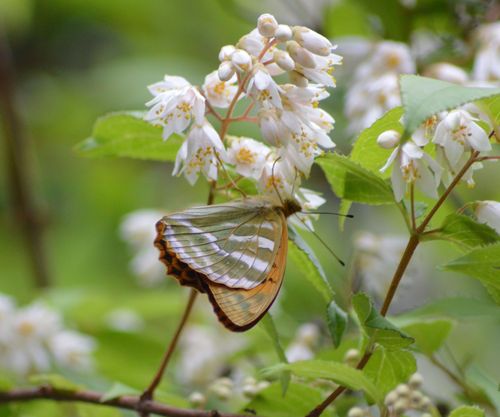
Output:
[[1, 0, 499, 414]]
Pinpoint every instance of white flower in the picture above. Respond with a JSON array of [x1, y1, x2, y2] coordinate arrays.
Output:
[[473, 22, 500, 81], [434, 109, 491, 167], [247, 65, 283, 108], [295, 50, 342, 87], [287, 40, 316, 68], [120, 209, 164, 247], [173, 120, 226, 185], [105, 309, 144, 332], [258, 107, 288, 146], [275, 24, 293, 42], [424, 63, 468, 85], [474, 201, 500, 234], [237, 29, 270, 60], [369, 41, 415, 75], [217, 61, 235, 82], [295, 323, 321, 347], [226, 137, 270, 180], [257, 13, 278, 38], [293, 26, 332, 56], [381, 140, 441, 202], [145, 75, 205, 140], [49, 331, 95, 371], [13, 303, 61, 341], [218, 45, 236, 61], [231, 48, 253, 72], [290, 187, 325, 230], [259, 155, 297, 201], [273, 49, 295, 72], [202, 70, 239, 108], [377, 130, 401, 149], [286, 342, 313, 362]]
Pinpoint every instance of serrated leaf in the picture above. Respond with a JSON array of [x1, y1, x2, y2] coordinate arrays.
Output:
[[441, 243, 500, 304], [350, 107, 404, 177], [260, 314, 290, 396], [28, 374, 81, 391], [427, 214, 499, 249], [352, 293, 414, 349], [317, 154, 394, 204], [401, 319, 454, 355], [262, 360, 383, 404], [364, 347, 416, 395], [243, 382, 334, 417], [327, 300, 348, 348], [400, 75, 500, 135], [288, 226, 334, 302], [449, 405, 485, 417], [75, 112, 182, 161], [101, 382, 140, 402]]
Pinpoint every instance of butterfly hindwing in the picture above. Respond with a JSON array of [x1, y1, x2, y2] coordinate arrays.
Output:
[[159, 199, 283, 290]]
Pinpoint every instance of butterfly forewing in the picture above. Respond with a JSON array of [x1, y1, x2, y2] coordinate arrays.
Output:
[[160, 199, 283, 290]]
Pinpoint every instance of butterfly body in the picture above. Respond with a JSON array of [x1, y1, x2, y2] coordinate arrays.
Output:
[[155, 197, 301, 331]]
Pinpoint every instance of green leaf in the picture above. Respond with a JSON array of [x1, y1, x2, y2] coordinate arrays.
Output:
[[466, 365, 500, 412], [352, 293, 414, 349], [75, 112, 182, 161], [101, 382, 140, 402], [400, 75, 500, 134], [364, 347, 416, 395], [350, 107, 404, 177], [327, 300, 348, 348], [262, 360, 383, 404], [478, 94, 500, 126], [260, 313, 290, 396], [317, 154, 394, 204], [28, 374, 81, 391], [243, 382, 335, 417], [288, 226, 334, 302], [76, 404, 122, 417], [426, 214, 499, 249], [401, 319, 454, 355], [449, 405, 485, 417], [441, 243, 500, 304], [338, 199, 352, 231]]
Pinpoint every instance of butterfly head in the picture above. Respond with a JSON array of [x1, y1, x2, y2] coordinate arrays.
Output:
[[280, 198, 302, 218]]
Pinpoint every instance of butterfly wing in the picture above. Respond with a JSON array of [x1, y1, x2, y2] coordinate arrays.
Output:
[[157, 198, 283, 290], [204, 211, 288, 331]]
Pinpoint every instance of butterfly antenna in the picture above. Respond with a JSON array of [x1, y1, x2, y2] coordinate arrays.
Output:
[[293, 213, 345, 266], [215, 153, 247, 198], [303, 211, 354, 218], [290, 168, 299, 197], [271, 157, 285, 206]]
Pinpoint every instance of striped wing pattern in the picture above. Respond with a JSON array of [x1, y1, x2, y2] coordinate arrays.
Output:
[[161, 199, 282, 290], [155, 198, 288, 331]]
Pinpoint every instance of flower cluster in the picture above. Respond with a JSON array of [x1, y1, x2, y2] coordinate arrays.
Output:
[[377, 105, 493, 201], [145, 13, 342, 203], [0, 294, 95, 376], [345, 41, 415, 134]]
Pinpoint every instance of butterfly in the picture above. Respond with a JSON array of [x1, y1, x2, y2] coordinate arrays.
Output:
[[154, 197, 302, 332]]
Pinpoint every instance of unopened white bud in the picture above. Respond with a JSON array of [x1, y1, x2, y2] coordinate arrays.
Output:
[[188, 391, 206, 407], [475, 201, 500, 234], [273, 50, 295, 72], [219, 45, 236, 62], [289, 70, 308, 87], [394, 399, 408, 414], [256, 380, 270, 391], [377, 130, 401, 149], [243, 376, 257, 386], [287, 41, 316, 68], [275, 24, 293, 42], [420, 396, 431, 410], [215, 377, 233, 388], [421, 413, 432, 417], [257, 13, 278, 38], [396, 384, 410, 397], [213, 385, 231, 400], [296, 323, 320, 347], [293, 26, 332, 56], [344, 348, 360, 364], [408, 372, 424, 389], [242, 384, 259, 398], [231, 49, 252, 72], [385, 391, 398, 406], [410, 390, 423, 405], [347, 407, 365, 417], [424, 63, 468, 84], [218, 61, 235, 81]]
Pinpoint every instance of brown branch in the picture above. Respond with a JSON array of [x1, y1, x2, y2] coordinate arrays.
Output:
[[0, 31, 50, 288], [0, 386, 258, 417]]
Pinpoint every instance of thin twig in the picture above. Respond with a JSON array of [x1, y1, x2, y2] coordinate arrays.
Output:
[[0, 30, 50, 288], [0, 387, 258, 417], [410, 183, 416, 231]]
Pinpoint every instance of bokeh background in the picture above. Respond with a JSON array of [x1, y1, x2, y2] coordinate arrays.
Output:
[[1, 0, 499, 415]]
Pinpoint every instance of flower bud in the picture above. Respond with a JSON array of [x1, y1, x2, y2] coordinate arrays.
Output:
[[347, 407, 365, 417], [188, 391, 206, 407], [410, 390, 423, 405], [256, 380, 270, 391], [275, 24, 292, 41], [231, 49, 252, 72], [242, 384, 259, 398], [344, 348, 360, 364], [219, 45, 236, 62], [424, 63, 468, 84], [420, 396, 431, 410], [408, 372, 423, 389], [257, 13, 278, 38], [377, 130, 401, 149], [287, 41, 316, 68], [293, 26, 332, 56], [213, 385, 231, 400], [218, 61, 235, 81], [273, 50, 295, 72], [384, 391, 398, 406], [393, 399, 408, 414], [396, 384, 410, 397], [474, 200, 500, 234], [289, 70, 308, 87]]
